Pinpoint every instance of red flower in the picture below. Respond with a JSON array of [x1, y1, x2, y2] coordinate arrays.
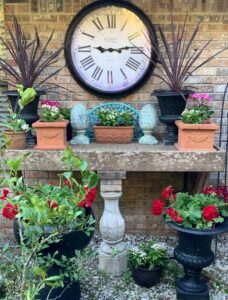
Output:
[[78, 187, 97, 208], [203, 205, 220, 222], [150, 199, 164, 215], [47, 199, 58, 209], [0, 189, 9, 200], [78, 199, 86, 208], [2, 203, 18, 220], [176, 216, 184, 224], [202, 185, 217, 196], [223, 191, 228, 203], [166, 207, 183, 223], [162, 186, 174, 199], [64, 179, 73, 187]]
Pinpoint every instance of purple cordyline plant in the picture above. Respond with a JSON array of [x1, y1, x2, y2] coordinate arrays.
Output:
[[135, 1, 228, 93], [0, 15, 65, 95]]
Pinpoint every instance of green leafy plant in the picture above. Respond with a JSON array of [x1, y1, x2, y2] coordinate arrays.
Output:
[[4, 112, 29, 132], [180, 93, 214, 124], [0, 146, 99, 299], [128, 241, 167, 270], [96, 109, 134, 126], [59, 108, 71, 120], [151, 186, 228, 229]]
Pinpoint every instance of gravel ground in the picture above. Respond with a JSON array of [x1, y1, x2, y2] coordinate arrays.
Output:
[[80, 234, 228, 300]]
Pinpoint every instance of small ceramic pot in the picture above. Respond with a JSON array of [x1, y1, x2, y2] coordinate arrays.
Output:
[[4, 130, 26, 149], [93, 126, 134, 144]]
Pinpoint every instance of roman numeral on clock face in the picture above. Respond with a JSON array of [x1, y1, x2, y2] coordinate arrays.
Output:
[[120, 68, 127, 80], [126, 57, 140, 71], [80, 55, 95, 70], [128, 31, 141, 41], [78, 45, 91, 53], [107, 14, 116, 28], [107, 70, 113, 84], [92, 17, 104, 31], [82, 32, 95, 39], [92, 66, 103, 81], [131, 47, 144, 54]]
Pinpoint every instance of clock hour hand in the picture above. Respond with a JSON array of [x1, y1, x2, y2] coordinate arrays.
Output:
[[94, 46, 120, 53], [94, 46, 136, 53]]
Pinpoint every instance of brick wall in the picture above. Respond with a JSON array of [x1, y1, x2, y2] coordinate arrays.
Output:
[[0, 0, 228, 236]]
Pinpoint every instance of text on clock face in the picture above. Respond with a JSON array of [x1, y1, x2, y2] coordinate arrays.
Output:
[[70, 6, 153, 92]]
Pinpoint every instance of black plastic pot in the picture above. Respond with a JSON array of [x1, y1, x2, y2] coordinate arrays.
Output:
[[4, 90, 45, 146], [151, 90, 192, 145], [67, 121, 73, 141], [166, 219, 228, 300], [38, 264, 81, 300], [131, 265, 163, 288], [13, 208, 95, 257]]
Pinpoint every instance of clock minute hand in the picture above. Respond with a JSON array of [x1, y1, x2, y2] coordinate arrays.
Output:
[[94, 46, 106, 53]]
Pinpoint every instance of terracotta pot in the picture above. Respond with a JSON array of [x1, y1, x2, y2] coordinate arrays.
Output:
[[32, 120, 69, 150], [4, 130, 26, 149], [93, 126, 134, 144], [175, 120, 219, 151]]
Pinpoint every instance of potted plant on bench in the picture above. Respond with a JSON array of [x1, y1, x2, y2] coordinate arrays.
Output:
[[175, 93, 219, 151], [136, 3, 227, 145], [93, 108, 134, 144], [32, 100, 68, 150], [3, 112, 29, 149]]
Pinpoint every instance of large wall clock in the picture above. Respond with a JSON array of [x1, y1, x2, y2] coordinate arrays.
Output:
[[64, 0, 157, 98]]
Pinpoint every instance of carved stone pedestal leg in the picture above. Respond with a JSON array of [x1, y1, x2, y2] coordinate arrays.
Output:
[[98, 171, 127, 276]]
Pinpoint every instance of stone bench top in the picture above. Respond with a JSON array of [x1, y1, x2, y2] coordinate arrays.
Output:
[[3, 143, 225, 172]]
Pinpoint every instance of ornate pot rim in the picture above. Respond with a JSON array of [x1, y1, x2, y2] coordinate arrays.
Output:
[[151, 89, 194, 97], [164, 217, 228, 236]]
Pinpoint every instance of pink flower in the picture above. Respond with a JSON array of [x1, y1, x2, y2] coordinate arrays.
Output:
[[189, 93, 212, 102], [41, 100, 61, 108]]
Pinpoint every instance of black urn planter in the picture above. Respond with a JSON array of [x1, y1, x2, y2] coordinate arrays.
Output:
[[151, 90, 192, 145], [4, 90, 45, 146], [131, 265, 163, 288], [166, 219, 228, 300]]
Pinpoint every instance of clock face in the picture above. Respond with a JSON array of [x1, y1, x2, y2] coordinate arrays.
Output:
[[65, 0, 157, 97]]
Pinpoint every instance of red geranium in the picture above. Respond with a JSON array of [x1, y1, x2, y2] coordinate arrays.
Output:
[[150, 199, 164, 215], [47, 199, 58, 209], [2, 203, 18, 220], [202, 185, 217, 196], [0, 189, 9, 200], [64, 179, 73, 187], [203, 205, 220, 222], [78, 187, 97, 208], [166, 207, 183, 223], [162, 186, 174, 199]]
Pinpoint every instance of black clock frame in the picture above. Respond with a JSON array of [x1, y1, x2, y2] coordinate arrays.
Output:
[[64, 0, 158, 98]]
